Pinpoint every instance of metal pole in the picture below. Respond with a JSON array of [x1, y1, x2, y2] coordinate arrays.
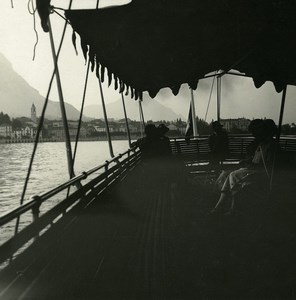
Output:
[[270, 85, 287, 190], [217, 76, 221, 122], [97, 73, 115, 158], [276, 85, 287, 142], [139, 100, 145, 137], [190, 89, 198, 137], [48, 17, 75, 178], [121, 93, 132, 147]]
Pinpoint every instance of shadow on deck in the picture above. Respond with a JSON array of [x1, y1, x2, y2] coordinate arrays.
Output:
[[1, 163, 296, 299]]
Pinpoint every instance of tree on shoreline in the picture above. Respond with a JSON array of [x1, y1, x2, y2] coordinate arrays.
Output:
[[0, 112, 11, 125]]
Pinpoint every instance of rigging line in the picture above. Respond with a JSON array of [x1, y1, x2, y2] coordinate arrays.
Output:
[[73, 59, 91, 164], [204, 71, 217, 121], [27, 0, 36, 14], [98, 72, 115, 158], [53, 9, 71, 25], [15, 0, 73, 236], [51, 6, 67, 11], [28, 0, 39, 61], [96, 0, 100, 9], [121, 93, 132, 147], [66, 59, 91, 198], [48, 17, 75, 179], [11, 0, 14, 8]]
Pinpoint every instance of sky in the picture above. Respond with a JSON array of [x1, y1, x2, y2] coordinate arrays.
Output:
[[1, 0, 296, 124]]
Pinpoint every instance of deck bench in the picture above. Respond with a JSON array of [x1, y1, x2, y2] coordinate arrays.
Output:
[[170, 135, 296, 174]]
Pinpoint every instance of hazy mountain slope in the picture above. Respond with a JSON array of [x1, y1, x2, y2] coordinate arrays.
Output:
[[84, 98, 185, 121], [0, 53, 85, 120]]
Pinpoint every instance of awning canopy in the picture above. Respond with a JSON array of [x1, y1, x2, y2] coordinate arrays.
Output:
[[63, 0, 296, 99]]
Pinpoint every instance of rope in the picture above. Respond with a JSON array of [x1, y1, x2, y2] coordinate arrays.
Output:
[[15, 0, 73, 236], [27, 0, 39, 61], [48, 16, 76, 179], [96, 0, 100, 9], [65, 59, 91, 198], [204, 71, 217, 121], [11, 0, 14, 8], [53, 9, 71, 25], [73, 59, 91, 163]]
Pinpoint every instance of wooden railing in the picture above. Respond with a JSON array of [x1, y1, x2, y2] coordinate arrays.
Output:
[[0, 148, 141, 267]]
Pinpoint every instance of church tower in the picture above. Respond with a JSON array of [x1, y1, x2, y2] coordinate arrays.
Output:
[[31, 103, 37, 123]]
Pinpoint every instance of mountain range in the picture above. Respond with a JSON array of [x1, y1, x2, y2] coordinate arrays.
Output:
[[0, 53, 184, 121], [83, 98, 184, 121], [0, 53, 85, 120]]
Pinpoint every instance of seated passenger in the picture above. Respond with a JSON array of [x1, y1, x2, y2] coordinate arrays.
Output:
[[133, 124, 159, 160], [133, 123, 172, 160], [157, 123, 172, 157], [211, 119, 278, 215], [238, 119, 264, 167], [208, 121, 229, 170]]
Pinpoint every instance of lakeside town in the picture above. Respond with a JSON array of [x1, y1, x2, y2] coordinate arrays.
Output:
[[1, 104, 296, 143]]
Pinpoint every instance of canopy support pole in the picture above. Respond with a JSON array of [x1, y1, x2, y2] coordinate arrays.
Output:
[[97, 73, 114, 158], [121, 93, 132, 147], [139, 101, 145, 137], [190, 89, 198, 137], [48, 17, 75, 178], [270, 85, 287, 190], [217, 76, 221, 122], [276, 85, 287, 142]]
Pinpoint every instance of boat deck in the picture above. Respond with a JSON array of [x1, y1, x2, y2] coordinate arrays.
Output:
[[1, 161, 296, 299]]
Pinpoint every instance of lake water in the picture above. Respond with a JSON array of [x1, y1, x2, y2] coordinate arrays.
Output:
[[0, 140, 131, 214]]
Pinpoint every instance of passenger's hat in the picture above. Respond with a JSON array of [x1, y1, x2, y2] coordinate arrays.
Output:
[[212, 121, 223, 128], [158, 123, 169, 133]]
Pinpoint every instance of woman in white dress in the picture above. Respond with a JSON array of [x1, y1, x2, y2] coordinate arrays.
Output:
[[211, 119, 278, 214]]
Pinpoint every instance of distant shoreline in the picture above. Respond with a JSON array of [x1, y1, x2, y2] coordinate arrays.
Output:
[[0, 135, 141, 144], [1, 134, 296, 144]]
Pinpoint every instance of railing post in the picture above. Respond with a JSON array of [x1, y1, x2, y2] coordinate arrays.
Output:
[[32, 196, 41, 240], [105, 161, 109, 179], [32, 196, 41, 222], [127, 149, 131, 170], [175, 139, 181, 154], [241, 138, 244, 158]]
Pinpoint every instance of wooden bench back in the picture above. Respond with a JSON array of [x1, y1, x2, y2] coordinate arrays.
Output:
[[170, 135, 296, 164]]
